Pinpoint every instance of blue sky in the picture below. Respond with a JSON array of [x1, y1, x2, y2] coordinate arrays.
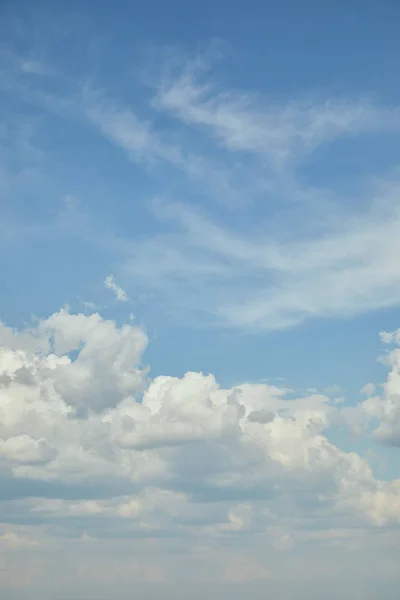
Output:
[[1, 1, 400, 598]]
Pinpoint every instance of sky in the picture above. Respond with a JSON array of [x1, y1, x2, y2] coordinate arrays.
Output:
[[1, 0, 400, 598]]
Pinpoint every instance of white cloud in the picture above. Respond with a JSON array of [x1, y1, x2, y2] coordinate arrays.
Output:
[[80, 87, 253, 207], [122, 188, 400, 330], [342, 328, 400, 447], [3, 48, 400, 332], [362, 328, 400, 446], [361, 383, 376, 396], [105, 274, 129, 302], [153, 59, 400, 168], [84, 92, 170, 163], [0, 308, 399, 523], [0, 308, 399, 593]]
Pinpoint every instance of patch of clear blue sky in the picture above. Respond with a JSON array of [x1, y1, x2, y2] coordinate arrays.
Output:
[[1, 0, 400, 402], [2, 0, 399, 98]]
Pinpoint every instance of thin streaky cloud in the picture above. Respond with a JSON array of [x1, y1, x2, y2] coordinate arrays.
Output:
[[122, 182, 400, 330], [153, 62, 400, 168], [2, 48, 400, 332]]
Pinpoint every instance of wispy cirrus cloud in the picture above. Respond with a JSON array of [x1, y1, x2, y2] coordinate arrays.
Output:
[[152, 59, 400, 169], [120, 177, 400, 330], [2, 47, 400, 332]]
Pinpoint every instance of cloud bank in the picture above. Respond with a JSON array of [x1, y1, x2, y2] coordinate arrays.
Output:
[[1, 307, 400, 595]]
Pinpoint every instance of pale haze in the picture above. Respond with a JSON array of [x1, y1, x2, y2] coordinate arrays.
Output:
[[1, 1, 400, 599]]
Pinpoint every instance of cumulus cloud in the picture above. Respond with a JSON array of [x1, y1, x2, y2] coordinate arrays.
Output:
[[357, 328, 400, 446], [0, 309, 399, 554], [0, 308, 399, 596], [361, 383, 376, 396], [341, 327, 400, 450]]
